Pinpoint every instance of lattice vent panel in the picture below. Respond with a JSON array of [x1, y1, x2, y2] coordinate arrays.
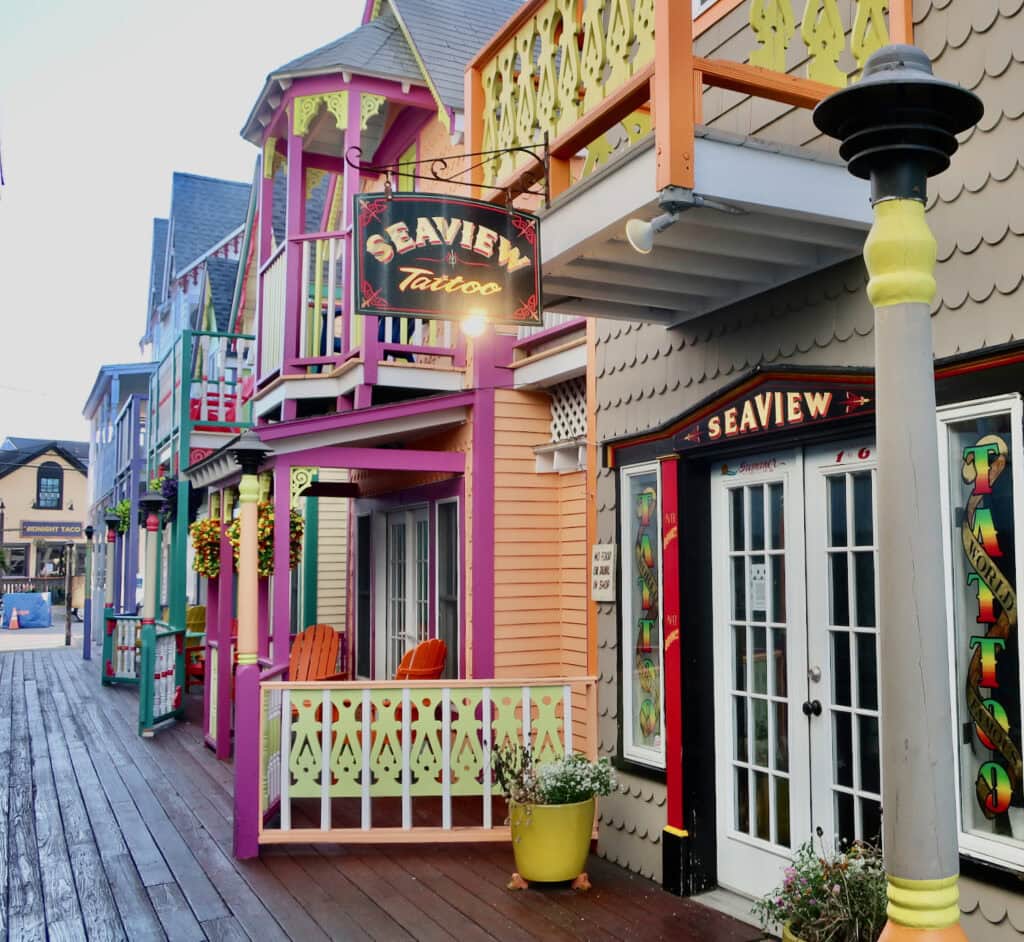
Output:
[[550, 377, 587, 443]]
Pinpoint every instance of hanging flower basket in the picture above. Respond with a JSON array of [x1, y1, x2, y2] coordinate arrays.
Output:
[[149, 474, 178, 521], [189, 517, 222, 579], [226, 501, 304, 578]]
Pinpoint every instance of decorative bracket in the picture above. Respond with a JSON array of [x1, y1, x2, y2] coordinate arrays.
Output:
[[344, 138, 550, 206], [290, 467, 318, 508], [293, 91, 349, 138], [360, 93, 386, 130]]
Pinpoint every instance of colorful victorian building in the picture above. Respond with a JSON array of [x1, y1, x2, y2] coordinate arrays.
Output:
[[457, 0, 1024, 937]]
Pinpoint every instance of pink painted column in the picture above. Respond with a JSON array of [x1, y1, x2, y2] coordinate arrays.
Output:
[[282, 113, 305, 393], [256, 151, 276, 386], [215, 513, 234, 759], [233, 466, 262, 858], [272, 463, 293, 663]]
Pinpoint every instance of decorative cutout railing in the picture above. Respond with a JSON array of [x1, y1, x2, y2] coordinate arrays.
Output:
[[256, 677, 597, 843], [469, 0, 910, 196]]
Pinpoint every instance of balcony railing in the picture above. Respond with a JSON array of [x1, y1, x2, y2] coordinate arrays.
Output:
[[149, 329, 255, 470], [257, 230, 464, 387], [467, 0, 913, 199], [253, 676, 596, 845]]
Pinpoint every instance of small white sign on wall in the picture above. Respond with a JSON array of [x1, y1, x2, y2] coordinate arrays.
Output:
[[591, 544, 617, 602], [750, 562, 767, 612]]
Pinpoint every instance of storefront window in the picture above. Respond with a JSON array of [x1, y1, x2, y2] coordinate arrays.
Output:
[[940, 396, 1024, 868], [620, 463, 665, 768], [1, 544, 28, 578]]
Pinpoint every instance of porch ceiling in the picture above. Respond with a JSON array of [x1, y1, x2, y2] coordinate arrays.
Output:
[[540, 131, 872, 327]]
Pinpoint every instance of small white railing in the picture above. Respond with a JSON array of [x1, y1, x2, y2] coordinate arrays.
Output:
[[516, 311, 584, 341], [257, 676, 596, 844], [113, 617, 139, 679], [260, 245, 287, 377], [299, 234, 346, 360], [152, 632, 179, 719]]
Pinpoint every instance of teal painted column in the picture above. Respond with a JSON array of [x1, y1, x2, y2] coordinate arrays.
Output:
[[302, 490, 319, 627]]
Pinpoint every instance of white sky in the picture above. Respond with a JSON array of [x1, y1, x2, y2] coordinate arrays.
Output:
[[0, 0, 362, 443]]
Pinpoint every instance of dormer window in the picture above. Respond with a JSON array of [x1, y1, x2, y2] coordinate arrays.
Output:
[[37, 461, 63, 509]]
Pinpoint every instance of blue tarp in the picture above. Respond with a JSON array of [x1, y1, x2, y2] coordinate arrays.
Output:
[[1, 592, 52, 628]]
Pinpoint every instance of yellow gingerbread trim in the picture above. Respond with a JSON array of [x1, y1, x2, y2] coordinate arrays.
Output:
[[886, 874, 960, 930], [864, 199, 937, 308]]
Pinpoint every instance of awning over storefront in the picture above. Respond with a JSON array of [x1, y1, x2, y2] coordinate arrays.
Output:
[[540, 132, 872, 327]]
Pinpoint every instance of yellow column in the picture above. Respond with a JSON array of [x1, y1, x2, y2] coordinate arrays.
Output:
[[235, 472, 260, 666]]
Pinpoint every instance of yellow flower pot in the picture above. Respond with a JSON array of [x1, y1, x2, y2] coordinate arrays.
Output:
[[782, 923, 805, 942], [509, 798, 594, 883]]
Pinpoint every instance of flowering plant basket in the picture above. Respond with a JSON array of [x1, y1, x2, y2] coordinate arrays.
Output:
[[189, 517, 222, 579], [111, 499, 132, 535], [225, 501, 304, 577], [492, 745, 614, 888], [149, 474, 178, 521], [752, 838, 887, 942]]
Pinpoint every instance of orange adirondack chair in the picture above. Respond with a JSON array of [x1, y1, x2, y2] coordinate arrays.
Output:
[[290, 623, 348, 682], [394, 638, 447, 681]]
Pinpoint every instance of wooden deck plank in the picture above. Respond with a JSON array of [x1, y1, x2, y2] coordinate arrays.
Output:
[[147, 882, 206, 942], [60, 649, 321, 942], [36, 654, 168, 941], [24, 675, 88, 939], [201, 914, 251, 942], [7, 654, 47, 941], [0, 655, 13, 938], [33, 652, 126, 941]]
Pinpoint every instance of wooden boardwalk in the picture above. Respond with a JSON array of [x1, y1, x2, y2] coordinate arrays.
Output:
[[0, 646, 768, 941]]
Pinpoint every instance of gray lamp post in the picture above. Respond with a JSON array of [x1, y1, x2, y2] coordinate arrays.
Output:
[[814, 46, 983, 942], [227, 429, 271, 858]]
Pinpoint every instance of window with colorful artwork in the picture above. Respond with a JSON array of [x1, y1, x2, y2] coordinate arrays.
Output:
[[620, 463, 665, 768], [36, 461, 63, 509], [939, 395, 1024, 870]]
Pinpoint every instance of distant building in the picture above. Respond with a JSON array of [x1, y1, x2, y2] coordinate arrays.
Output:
[[0, 437, 89, 588]]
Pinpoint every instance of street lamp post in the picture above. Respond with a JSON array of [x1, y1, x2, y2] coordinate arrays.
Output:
[[814, 46, 983, 942], [100, 512, 119, 685], [64, 541, 73, 646], [83, 524, 95, 660], [228, 430, 271, 859]]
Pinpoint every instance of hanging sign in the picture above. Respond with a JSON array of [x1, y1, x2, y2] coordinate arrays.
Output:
[[354, 193, 542, 327], [20, 521, 83, 538], [606, 370, 876, 467]]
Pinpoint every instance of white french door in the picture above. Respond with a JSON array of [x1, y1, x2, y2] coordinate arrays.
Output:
[[805, 442, 883, 849], [712, 442, 882, 898], [712, 450, 810, 897], [377, 507, 430, 678]]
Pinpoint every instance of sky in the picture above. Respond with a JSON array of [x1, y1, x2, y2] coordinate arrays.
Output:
[[0, 0, 363, 443]]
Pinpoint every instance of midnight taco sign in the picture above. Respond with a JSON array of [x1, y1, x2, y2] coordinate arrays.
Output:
[[354, 193, 542, 327]]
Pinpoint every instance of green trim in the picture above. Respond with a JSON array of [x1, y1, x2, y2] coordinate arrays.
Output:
[[100, 605, 114, 686], [386, 3, 451, 131], [138, 621, 156, 735], [302, 483, 319, 627]]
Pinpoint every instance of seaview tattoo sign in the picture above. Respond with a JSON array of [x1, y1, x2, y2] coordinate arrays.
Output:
[[354, 193, 542, 327]]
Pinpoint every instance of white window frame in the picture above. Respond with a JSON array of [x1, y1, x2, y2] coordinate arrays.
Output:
[[938, 393, 1024, 872], [435, 497, 461, 678], [619, 461, 667, 769]]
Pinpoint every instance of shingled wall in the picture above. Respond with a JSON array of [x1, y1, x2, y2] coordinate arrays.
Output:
[[593, 2, 1024, 929]]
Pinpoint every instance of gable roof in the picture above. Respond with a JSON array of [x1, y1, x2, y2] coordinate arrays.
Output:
[[242, 9, 423, 145], [389, 0, 523, 112], [0, 439, 89, 480], [206, 257, 240, 333], [166, 173, 250, 280], [148, 218, 169, 313], [82, 363, 157, 419]]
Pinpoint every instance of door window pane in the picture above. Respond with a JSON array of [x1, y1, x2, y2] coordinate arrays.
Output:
[[859, 715, 881, 795], [856, 633, 878, 711], [834, 711, 853, 788], [753, 698, 769, 767], [775, 777, 791, 847], [735, 696, 749, 762], [733, 625, 747, 691], [852, 472, 874, 546], [735, 767, 750, 833], [829, 553, 850, 626], [829, 476, 847, 547], [750, 486, 765, 551], [853, 552, 876, 628], [731, 487, 745, 552], [832, 632, 852, 707], [437, 502, 459, 679], [769, 483, 785, 549]]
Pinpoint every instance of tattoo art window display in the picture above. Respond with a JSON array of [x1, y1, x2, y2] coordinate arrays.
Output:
[[620, 464, 665, 768], [941, 397, 1024, 865]]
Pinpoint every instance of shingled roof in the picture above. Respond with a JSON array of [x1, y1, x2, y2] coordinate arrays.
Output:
[[148, 218, 169, 314], [0, 439, 89, 480], [205, 258, 240, 333], [166, 173, 250, 280], [390, 0, 523, 111]]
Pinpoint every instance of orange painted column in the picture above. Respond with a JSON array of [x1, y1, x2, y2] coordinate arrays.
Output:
[[653, 0, 695, 191]]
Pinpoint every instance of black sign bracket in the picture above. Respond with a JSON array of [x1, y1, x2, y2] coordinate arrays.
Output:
[[345, 136, 550, 208]]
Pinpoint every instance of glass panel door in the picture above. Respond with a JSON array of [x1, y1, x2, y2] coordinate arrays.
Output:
[[713, 450, 810, 897], [385, 514, 408, 677], [383, 507, 431, 678], [437, 501, 459, 678], [806, 442, 882, 849]]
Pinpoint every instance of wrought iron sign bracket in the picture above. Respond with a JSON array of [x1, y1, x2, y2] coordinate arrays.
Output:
[[345, 137, 551, 208]]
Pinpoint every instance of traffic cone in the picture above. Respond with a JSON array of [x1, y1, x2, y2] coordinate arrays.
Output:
[[9, 608, 19, 630]]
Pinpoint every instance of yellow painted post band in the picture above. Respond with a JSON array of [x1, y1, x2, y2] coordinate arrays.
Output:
[[886, 874, 961, 930], [863, 199, 937, 308], [663, 825, 689, 838]]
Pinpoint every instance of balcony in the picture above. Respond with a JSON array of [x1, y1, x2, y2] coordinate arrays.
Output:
[[148, 329, 255, 475], [467, 0, 914, 325]]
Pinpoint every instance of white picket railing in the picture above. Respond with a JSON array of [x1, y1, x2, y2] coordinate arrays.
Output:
[[260, 245, 287, 377], [113, 617, 140, 679]]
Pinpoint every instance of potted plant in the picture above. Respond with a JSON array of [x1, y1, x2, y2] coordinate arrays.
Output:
[[189, 517, 222, 579], [752, 838, 887, 942], [492, 744, 615, 891]]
